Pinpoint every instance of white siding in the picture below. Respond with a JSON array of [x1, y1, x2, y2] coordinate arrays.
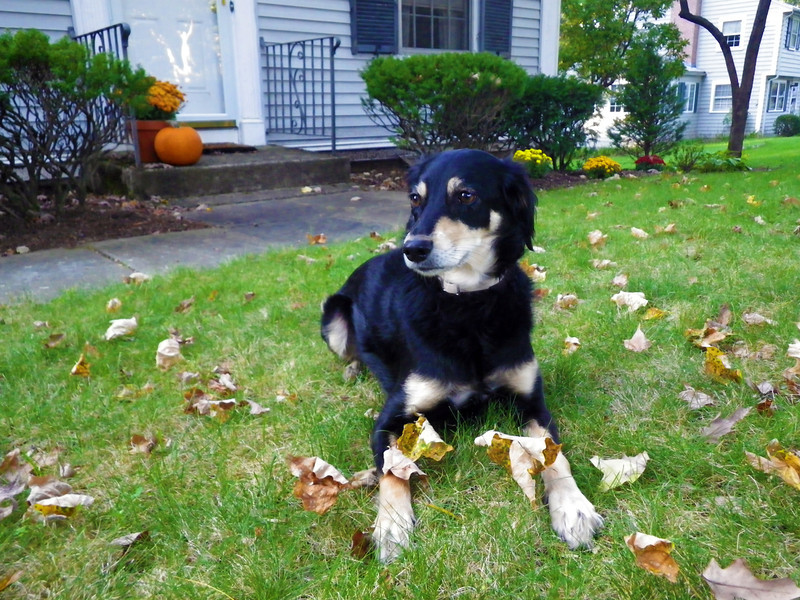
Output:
[[0, 0, 73, 39], [257, 0, 555, 149]]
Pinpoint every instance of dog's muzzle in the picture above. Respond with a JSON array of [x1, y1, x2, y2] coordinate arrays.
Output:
[[403, 238, 433, 264]]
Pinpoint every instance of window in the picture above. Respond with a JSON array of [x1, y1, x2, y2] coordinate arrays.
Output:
[[712, 83, 733, 112], [767, 80, 787, 112], [402, 0, 469, 50], [723, 21, 741, 47], [609, 84, 625, 113], [789, 83, 799, 113], [786, 15, 800, 50], [677, 81, 698, 113]]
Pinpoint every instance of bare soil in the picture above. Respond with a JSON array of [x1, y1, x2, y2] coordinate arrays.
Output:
[[1, 153, 592, 257]]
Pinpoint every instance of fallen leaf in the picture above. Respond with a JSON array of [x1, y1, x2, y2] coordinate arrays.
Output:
[[351, 529, 374, 559], [678, 385, 715, 409], [555, 293, 579, 310], [643, 307, 668, 320], [611, 273, 628, 288], [591, 259, 617, 269], [784, 340, 800, 379], [104, 316, 138, 341], [563, 336, 581, 355], [174, 296, 195, 313], [588, 230, 607, 247], [44, 333, 66, 349], [123, 272, 151, 285], [129, 434, 157, 455], [381, 447, 426, 480], [590, 452, 650, 491], [70, 353, 91, 377], [631, 227, 649, 239], [156, 338, 183, 370], [0, 571, 23, 593], [625, 532, 680, 583], [624, 325, 651, 352], [475, 431, 561, 507], [702, 407, 751, 442], [106, 298, 122, 312], [754, 216, 766, 225], [0, 476, 26, 521], [520, 260, 547, 282], [33, 493, 94, 518], [704, 347, 743, 384], [397, 416, 453, 462], [702, 558, 800, 600], [110, 530, 150, 551], [239, 399, 270, 415], [745, 440, 800, 491], [288, 456, 350, 515], [611, 291, 648, 312], [0, 449, 32, 483], [742, 312, 775, 326], [306, 233, 328, 245]]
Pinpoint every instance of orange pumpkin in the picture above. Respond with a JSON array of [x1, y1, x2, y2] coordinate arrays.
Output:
[[153, 126, 203, 166]]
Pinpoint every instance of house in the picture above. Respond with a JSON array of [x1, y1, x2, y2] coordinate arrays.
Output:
[[2, 1, 560, 151], [593, 0, 800, 144]]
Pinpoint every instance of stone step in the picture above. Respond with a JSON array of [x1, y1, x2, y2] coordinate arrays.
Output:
[[117, 145, 350, 199]]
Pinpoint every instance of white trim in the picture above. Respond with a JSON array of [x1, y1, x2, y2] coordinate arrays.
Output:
[[232, 0, 266, 145], [540, 0, 561, 76], [710, 81, 733, 113]]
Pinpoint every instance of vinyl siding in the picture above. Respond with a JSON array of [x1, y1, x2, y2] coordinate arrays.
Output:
[[257, 0, 554, 149], [0, 0, 73, 39]]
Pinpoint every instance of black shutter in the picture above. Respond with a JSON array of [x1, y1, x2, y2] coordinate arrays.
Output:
[[480, 0, 513, 56], [350, 0, 398, 55]]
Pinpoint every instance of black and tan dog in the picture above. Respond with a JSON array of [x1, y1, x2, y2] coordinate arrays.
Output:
[[321, 149, 602, 561]]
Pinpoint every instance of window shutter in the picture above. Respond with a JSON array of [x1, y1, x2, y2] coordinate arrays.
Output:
[[350, 0, 398, 55], [480, 0, 513, 56]]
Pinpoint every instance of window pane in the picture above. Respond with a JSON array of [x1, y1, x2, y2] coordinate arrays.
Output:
[[713, 84, 732, 111], [402, 0, 468, 50]]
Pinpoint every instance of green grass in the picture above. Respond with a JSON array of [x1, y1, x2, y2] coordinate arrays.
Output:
[[1, 136, 799, 599]]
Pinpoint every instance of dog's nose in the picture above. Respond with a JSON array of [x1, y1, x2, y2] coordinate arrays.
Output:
[[403, 238, 433, 263]]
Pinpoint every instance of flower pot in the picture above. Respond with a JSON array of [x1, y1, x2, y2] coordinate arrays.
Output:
[[132, 120, 170, 164], [154, 126, 204, 166]]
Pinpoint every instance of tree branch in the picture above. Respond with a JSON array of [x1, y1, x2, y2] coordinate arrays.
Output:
[[677, 0, 740, 91]]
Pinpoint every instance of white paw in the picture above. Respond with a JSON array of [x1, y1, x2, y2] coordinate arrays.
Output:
[[373, 502, 415, 563], [547, 487, 603, 549]]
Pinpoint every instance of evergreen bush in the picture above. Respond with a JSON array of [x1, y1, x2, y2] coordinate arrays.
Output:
[[773, 114, 800, 137]]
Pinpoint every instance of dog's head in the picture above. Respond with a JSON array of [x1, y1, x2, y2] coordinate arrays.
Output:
[[403, 149, 536, 292]]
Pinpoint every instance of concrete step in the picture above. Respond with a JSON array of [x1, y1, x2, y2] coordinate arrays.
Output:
[[115, 145, 350, 199]]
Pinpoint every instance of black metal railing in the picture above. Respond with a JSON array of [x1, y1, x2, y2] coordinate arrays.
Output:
[[261, 36, 341, 151], [68, 23, 140, 164]]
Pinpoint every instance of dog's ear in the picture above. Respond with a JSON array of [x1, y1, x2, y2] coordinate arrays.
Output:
[[503, 159, 536, 251], [406, 154, 435, 189]]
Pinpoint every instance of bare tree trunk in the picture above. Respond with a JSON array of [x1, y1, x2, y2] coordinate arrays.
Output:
[[678, 0, 771, 157]]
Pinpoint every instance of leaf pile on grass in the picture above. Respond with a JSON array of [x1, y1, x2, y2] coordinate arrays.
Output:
[[1, 138, 799, 599]]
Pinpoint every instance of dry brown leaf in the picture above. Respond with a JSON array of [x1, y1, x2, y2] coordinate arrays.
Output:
[[591, 259, 617, 269], [611, 273, 628, 288], [611, 291, 648, 312], [590, 452, 649, 491], [555, 293, 579, 310], [702, 407, 751, 442], [588, 230, 607, 247], [0, 571, 23, 593], [123, 272, 151, 285], [563, 336, 581, 355], [70, 353, 91, 377], [129, 434, 157, 455], [288, 456, 349, 515], [397, 416, 454, 462], [0, 477, 27, 521], [631, 227, 649, 239], [702, 558, 800, 600], [0, 449, 32, 483], [106, 297, 122, 312], [306, 233, 328, 245], [745, 440, 800, 491], [381, 447, 426, 480], [624, 325, 651, 352], [44, 333, 66, 349], [625, 532, 680, 583], [174, 296, 195, 313], [156, 338, 183, 370], [238, 399, 270, 415], [784, 340, 800, 379], [742, 312, 775, 326], [678, 385, 715, 409], [104, 316, 138, 341]]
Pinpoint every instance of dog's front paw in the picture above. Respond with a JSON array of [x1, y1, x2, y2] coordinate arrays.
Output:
[[547, 487, 603, 549], [373, 473, 415, 562]]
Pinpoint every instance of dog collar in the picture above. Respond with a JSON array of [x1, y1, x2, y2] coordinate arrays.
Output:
[[439, 274, 504, 295]]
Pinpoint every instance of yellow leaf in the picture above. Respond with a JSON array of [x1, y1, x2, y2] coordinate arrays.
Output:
[[0, 571, 22, 593], [643, 307, 668, 320], [625, 532, 680, 583], [70, 353, 90, 377], [396, 416, 454, 462], [704, 347, 743, 384], [746, 440, 800, 491]]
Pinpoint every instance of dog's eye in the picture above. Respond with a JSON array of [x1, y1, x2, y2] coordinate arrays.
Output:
[[458, 191, 477, 205], [409, 193, 422, 207]]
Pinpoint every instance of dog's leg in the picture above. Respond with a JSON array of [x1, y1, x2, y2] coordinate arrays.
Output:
[[373, 471, 415, 563], [492, 360, 603, 548]]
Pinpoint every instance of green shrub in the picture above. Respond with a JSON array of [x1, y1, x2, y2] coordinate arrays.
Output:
[[695, 151, 750, 173], [360, 53, 528, 154], [773, 114, 800, 137], [506, 75, 603, 171], [0, 29, 151, 220], [668, 139, 706, 172]]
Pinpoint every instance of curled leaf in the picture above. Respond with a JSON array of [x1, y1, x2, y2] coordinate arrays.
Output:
[[702, 558, 800, 600], [288, 456, 349, 515], [625, 532, 680, 583], [104, 316, 138, 341], [397, 416, 453, 462], [611, 291, 648, 312], [678, 385, 715, 409], [590, 452, 650, 491], [704, 347, 743, 384], [745, 440, 800, 491], [382, 447, 426, 480], [156, 338, 183, 370]]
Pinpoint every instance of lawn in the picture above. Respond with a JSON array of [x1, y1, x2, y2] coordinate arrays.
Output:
[[1, 136, 799, 599]]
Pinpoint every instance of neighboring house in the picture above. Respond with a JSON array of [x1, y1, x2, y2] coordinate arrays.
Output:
[[593, 0, 800, 144], [2, 0, 560, 151]]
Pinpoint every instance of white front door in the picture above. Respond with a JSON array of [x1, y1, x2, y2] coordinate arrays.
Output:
[[110, 0, 237, 122]]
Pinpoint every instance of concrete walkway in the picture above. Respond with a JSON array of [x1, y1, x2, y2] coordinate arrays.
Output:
[[0, 186, 408, 304]]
